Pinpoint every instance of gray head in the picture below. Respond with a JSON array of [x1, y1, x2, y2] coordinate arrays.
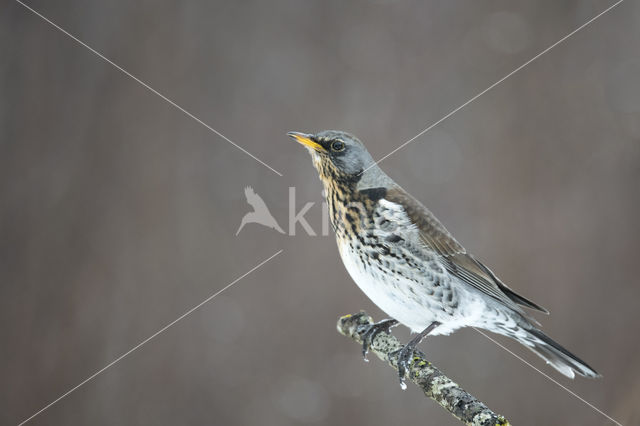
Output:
[[288, 130, 381, 185]]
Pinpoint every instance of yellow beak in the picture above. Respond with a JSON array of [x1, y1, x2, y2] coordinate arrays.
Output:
[[287, 131, 326, 152]]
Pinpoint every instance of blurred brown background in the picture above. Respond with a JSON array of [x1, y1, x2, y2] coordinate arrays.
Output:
[[2, 0, 639, 425]]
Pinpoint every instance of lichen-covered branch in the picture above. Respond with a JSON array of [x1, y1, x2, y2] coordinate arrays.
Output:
[[337, 312, 510, 426]]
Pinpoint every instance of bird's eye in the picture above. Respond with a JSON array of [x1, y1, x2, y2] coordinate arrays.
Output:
[[331, 140, 345, 152]]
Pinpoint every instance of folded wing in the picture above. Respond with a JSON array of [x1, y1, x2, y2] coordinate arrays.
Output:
[[384, 186, 548, 315]]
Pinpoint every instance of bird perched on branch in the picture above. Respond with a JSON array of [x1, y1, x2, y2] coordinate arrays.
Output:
[[289, 130, 599, 387]]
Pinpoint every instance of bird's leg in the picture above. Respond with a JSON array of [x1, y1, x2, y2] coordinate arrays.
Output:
[[391, 321, 440, 389], [356, 318, 399, 361]]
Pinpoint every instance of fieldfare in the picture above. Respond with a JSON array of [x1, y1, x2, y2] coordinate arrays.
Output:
[[289, 130, 599, 387]]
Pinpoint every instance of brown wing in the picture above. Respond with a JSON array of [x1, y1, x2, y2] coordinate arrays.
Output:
[[384, 187, 465, 257], [384, 187, 548, 314]]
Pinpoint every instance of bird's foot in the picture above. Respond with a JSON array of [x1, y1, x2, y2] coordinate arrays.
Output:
[[356, 318, 398, 361], [389, 321, 440, 390], [389, 342, 419, 390]]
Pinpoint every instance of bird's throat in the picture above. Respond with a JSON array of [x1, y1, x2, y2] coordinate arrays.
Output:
[[321, 178, 377, 241]]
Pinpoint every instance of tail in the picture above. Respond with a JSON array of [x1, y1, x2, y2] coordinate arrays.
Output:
[[522, 328, 600, 379], [235, 215, 249, 236]]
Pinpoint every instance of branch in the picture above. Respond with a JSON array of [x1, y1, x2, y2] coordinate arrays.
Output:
[[337, 312, 510, 426]]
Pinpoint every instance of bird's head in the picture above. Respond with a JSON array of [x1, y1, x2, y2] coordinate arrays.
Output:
[[288, 130, 376, 186]]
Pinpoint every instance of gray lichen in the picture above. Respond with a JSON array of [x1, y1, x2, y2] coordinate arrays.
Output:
[[337, 312, 511, 426]]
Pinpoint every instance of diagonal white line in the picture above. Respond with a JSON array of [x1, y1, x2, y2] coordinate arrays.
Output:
[[473, 328, 623, 426], [17, 249, 284, 426], [363, 0, 625, 173], [15, 0, 283, 177]]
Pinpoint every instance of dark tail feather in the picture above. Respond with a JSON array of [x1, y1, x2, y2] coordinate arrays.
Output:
[[525, 328, 600, 379]]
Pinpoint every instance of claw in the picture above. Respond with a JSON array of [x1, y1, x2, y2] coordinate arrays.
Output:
[[356, 319, 398, 361], [389, 321, 440, 390], [390, 344, 416, 389]]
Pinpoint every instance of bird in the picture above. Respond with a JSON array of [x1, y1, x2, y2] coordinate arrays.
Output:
[[236, 186, 285, 235], [289, 129, 599, 387]]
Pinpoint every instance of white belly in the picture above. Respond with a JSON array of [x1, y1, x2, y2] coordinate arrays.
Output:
[[337, 239, 487, 335]]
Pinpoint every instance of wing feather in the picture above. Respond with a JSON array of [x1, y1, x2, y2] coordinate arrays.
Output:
[[384, 186, 547, 314]]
